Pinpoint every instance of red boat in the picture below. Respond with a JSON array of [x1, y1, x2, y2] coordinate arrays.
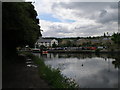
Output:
[[42, 51, 48, 54], [90, 47, 97, 50]]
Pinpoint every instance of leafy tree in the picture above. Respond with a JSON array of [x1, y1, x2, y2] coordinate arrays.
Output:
[[104, 33, 106, 37], [77, 37, 80, 39], [112, 33, 120, 44], [3, 2, 42, 58], [66, 40, 72, 47], [52, 42, 57, 48], [40, 45, 46, 51], [36, 44, 39, 48]]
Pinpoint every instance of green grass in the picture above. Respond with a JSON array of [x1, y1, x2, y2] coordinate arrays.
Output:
[[22, 52, 79, 88]]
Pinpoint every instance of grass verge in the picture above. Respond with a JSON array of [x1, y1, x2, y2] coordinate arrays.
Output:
[[21, 51, 79, 88]]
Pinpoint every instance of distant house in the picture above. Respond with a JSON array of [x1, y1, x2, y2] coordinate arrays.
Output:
[[76, 39, 90, 46], [101, 37, 113, 45], [90, 39, 101, 45], [76, 37, 113, 46], [35, 37, 58, 48]]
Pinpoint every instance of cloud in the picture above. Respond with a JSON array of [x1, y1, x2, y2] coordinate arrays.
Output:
[[97, 9, 118, 23], [99, 10, 107, 17], [40, 19, 117, 37], [26, 0, 118, 37], [55, 2, 118, 23], [40, 20, 74, 37]]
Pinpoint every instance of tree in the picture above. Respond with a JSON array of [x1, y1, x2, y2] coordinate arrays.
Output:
[[40, 45, 46, 51], [104, 33, 106, 37], [112, 33, 120, 44], [52, 42, 57, 48], [3, 2, 42, 58]]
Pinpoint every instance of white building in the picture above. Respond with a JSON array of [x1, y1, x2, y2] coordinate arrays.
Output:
[[35, 37, 58, 48]]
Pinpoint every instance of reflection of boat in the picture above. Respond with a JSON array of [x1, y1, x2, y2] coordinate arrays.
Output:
[[42, 51, 48, 54], [32, 48, 41, 53]]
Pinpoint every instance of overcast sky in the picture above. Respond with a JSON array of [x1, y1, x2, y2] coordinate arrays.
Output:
[[25, 0, 118, 38]]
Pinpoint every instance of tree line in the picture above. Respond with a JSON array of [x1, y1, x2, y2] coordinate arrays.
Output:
[[3, 2, 42, 58]]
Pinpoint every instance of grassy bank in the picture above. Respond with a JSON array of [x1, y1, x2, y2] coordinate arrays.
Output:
[[21, 52, 79, 88]]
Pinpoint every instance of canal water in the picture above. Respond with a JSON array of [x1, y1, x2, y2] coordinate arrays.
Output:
[[34, 53, 119, 88]]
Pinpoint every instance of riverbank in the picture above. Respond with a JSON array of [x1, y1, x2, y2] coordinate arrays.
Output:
[[47, 49, 120, 53], [30, 49, 120, 53], [23, 52, 79, 88]]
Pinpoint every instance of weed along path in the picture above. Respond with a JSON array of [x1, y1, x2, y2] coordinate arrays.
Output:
[[3, 53, 50, 88], [23, 56, 50, 88]]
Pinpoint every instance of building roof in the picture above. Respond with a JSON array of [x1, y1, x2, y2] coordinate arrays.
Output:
[[37, 38, 53, 43], [90, 39, 99, 42], [102, 37, 111, 40]]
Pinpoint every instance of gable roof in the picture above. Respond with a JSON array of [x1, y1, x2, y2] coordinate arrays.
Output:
[[102, 37, 111, 40], [36, 38, 53, 43]]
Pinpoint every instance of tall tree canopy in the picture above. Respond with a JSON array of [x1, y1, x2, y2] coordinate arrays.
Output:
[[3, 2, 42, 57], [112, 33, 120, 44]]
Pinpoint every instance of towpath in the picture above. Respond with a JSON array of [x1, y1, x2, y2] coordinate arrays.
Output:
[[3, 54, 50, 89]]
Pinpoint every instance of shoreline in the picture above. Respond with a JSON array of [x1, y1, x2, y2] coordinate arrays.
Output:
[[32, 50, 120, 53], [24, 52, 79, 88]]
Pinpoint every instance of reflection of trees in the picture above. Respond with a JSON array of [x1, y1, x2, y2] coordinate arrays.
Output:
[[99, 53, 120, 69], [53, 53, 58, 58], [95, 53, 114, 59], [49, 53, 120, 69], [111, 53, 120, 68], [57, 53, 96, 59], [95, 53, 100, 57], [47, 53, 120, 69], [112, 60, 120, 68]]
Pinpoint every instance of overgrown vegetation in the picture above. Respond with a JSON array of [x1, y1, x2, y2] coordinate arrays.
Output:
[[22, 52, 79, 88], [3, 2, 41, 59], [112, 33, 120, 44]]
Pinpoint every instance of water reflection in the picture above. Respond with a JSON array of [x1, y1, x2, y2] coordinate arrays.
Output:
[[34, 53, 119, 88], [27, 64, 38, 68]]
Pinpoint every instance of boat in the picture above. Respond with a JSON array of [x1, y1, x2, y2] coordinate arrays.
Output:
[[32, 48, 41, 53], [42, 51, 48, 54]]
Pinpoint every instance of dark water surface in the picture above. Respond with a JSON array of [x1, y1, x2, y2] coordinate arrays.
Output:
[[34, 53, 119, 88]]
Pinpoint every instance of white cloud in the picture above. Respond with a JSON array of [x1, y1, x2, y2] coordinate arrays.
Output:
[[26, 0, 118, 37], [40, 19, 118, 37]]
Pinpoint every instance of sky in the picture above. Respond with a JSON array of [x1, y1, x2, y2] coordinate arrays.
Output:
[[25, 0, 119, 38]]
